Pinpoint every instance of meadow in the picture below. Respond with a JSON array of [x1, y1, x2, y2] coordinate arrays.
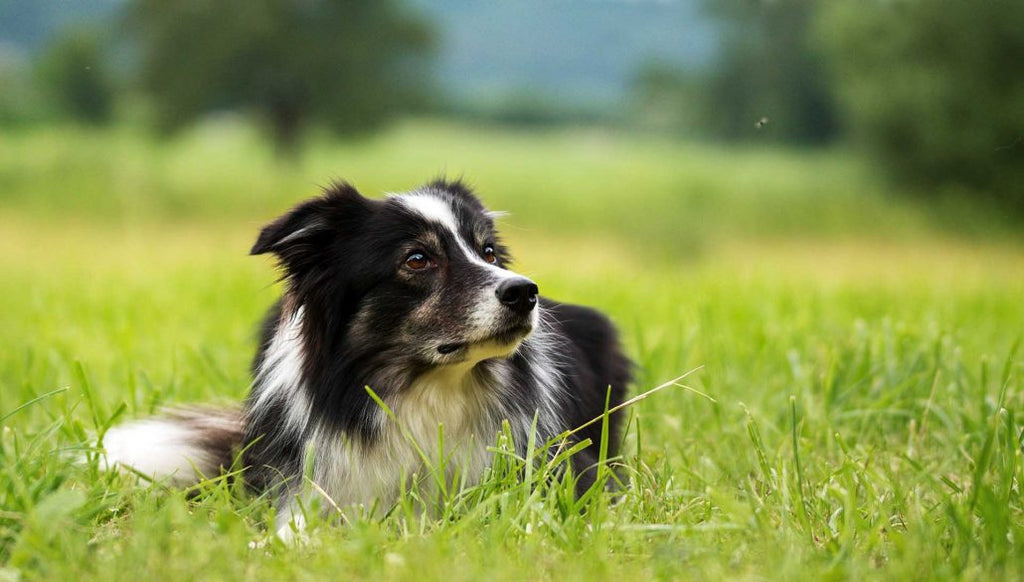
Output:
[[1, 120, 1023, 580]]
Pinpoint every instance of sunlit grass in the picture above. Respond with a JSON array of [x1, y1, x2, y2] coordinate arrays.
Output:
[[1, 121, 1024, 580]]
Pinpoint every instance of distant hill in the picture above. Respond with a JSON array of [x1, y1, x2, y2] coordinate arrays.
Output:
[[0, 0, 716, 111]]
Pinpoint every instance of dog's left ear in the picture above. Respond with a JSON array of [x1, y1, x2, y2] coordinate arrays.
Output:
[[250, 182, 370, 257]]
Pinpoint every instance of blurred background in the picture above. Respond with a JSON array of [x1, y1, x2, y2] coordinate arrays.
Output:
[[2, 0, 1022, 229], [4, 3, 1024, 575]]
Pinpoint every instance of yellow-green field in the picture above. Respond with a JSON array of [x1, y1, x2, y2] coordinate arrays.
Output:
[[2, 121, 1023, 580]]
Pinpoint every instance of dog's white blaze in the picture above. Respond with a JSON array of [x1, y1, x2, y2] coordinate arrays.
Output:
[[395, 190, 517, 275], [393, 191, 460, 234], [102, 420, 217, 485], [251, 307, 311, 434]]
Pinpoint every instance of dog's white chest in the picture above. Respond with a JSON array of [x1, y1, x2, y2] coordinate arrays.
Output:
[[313, 368, 507, 511]]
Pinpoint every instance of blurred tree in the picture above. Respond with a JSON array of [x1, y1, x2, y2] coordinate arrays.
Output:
[[817, 0, 1024, 213], [35, 27, 115, 124], [128, 0, 434, 155], [699, 0, 839, 144]]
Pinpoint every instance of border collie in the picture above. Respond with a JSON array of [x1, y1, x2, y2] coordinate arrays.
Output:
[[102, 179, 631, 538]]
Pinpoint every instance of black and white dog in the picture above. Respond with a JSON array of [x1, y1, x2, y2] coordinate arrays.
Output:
[[103, 180, 631, 537]]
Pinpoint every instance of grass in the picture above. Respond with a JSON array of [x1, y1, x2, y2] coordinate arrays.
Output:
[[2, 120, 1024, 580]]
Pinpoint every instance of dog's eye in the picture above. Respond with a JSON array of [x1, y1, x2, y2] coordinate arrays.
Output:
[[405, 252, 434, 271], [482, 245, 497, 264]]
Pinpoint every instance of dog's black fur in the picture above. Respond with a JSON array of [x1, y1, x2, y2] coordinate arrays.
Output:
[[103, 180, 631, 534]]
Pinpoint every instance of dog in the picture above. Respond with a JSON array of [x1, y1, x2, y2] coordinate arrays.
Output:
[[102, 179, 631, 538]]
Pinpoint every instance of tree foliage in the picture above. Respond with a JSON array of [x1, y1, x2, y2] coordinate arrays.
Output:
[[128, 0, 435, 154], [35, 27, 114, 124], [817, 0, 1024, 213], [699, 0, 839, 145]]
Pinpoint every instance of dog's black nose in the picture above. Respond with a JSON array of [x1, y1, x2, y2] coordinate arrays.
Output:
[[496, 278, 539, 313]]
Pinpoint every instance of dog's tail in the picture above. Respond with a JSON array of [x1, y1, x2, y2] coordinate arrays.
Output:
[[101, 407, 244, 486]]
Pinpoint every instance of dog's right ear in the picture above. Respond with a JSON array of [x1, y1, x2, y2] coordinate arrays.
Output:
[[250, 182, 370, 259]]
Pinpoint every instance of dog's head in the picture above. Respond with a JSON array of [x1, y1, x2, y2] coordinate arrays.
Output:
[[251, 180, 538, 371]]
